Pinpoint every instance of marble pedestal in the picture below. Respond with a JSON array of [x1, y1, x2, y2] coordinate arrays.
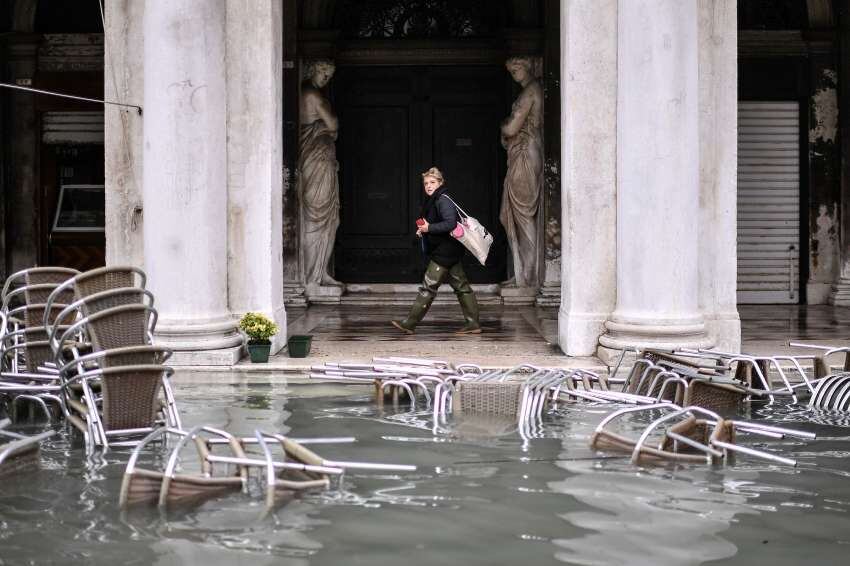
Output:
[[305, 283, 344, 304], [500, 285, 537, 306]]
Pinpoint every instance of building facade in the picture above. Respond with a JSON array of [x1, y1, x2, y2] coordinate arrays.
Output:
[[0, 1, 845, 363]]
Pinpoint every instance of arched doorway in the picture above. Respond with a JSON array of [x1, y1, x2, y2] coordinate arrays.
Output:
[[287, 0, 559, 302]]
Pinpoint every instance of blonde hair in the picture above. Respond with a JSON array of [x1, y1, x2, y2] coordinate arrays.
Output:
[[421, 166, 445, 185]]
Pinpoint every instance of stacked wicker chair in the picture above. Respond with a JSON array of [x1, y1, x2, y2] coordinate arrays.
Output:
[[0, 267, 80, 421], [38, 266, 181, 454]]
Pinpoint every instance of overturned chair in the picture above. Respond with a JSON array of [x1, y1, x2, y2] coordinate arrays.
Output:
[[121, 426, 415, 512], [120, 425, 251, 509], [590, 403, 815, 466]]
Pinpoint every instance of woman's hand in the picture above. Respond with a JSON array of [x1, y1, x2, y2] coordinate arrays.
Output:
[[418, 220, 429, 233]]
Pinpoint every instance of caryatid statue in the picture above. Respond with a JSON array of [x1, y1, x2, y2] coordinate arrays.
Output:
[[298, 59, 342, 288], [500, 56, 543, 288]]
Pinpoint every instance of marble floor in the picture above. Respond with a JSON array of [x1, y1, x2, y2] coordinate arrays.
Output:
[[177, 304, 850, 381]]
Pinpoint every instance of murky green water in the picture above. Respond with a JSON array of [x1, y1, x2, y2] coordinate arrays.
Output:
[[2, 382, 849, 566]]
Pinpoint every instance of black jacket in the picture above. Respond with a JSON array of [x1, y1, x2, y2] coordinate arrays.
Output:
[[420, 186, 465, 268]]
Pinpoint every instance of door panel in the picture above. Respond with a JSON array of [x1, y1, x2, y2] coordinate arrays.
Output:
[[334, 66, 507, 283], [431, 104, 507, 281], [342, 106, 409, 236]]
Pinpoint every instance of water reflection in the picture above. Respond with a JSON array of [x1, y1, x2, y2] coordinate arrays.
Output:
[[4, 385, 850, 564], [549, 459, 757, 565]]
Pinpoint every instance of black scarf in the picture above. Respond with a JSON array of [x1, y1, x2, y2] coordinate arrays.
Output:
[[419, 185, 449, 219]]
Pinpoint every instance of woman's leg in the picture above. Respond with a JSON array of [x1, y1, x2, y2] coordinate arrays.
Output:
[[447, 262, 481, 334], [391, 261, 448, 333]]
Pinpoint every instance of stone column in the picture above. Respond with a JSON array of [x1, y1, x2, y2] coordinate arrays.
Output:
[[143, 0, 242, 364], [831, 4, 850, 305], [598, 0, 712, 358], [557, 0, 618, 356], [226, 0, 287, 354], [104, 0, 144, 268], [698, 0, 740, 351]]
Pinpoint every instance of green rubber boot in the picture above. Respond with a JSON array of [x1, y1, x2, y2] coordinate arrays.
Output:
[[449, 263, 481, 334], [391, 261, 445, 334]]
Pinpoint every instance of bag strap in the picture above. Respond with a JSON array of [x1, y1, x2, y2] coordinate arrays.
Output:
[[440, 194, 470, 220]]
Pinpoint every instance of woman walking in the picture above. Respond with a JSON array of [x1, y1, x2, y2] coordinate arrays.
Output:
[[391, 167, 481, 335]]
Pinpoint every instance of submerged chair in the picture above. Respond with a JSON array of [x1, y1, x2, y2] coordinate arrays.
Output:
[[253, 431, 336, 510], [61, 357, 180, 454], [0, 418, 55, 476], [590, 403, 815, 466], [120, 426, 250, 509], [121, 426, 414, 511]]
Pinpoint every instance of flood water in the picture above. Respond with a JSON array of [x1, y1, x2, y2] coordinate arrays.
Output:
[[2, 382, 850, 566]]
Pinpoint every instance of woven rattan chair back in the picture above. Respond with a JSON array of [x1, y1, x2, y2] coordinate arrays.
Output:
[[684, 380, 745, 413], [1, 267, 76, 305], [100, 365, 164, 431], [21, 339, 54, 373], [85, 305, 154, 350], [23, 284, 73, 306], [73, 267, 145, 301], [454, 382, 523, 417], [99, 346, 171, 368], [661, 416, 709, 452], [22, 268, 79, 287], [80, 288, 153, 317], [19, 304, 66, 328]]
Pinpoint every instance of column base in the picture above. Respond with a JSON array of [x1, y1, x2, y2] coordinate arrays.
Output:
[[154, 316, 244, 366], [558, 309, 608, 356], [703, 311, 741, 354], [829, 278, 850, 306], [597, 315, 713, 366]]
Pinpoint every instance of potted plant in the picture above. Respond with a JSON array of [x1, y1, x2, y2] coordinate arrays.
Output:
[[238, 312, 279, 363]]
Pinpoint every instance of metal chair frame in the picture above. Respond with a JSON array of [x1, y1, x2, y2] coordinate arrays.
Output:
[[62, 363, 180, 454]]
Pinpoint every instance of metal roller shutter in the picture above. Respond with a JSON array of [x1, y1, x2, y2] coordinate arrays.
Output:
[[737, 101, 800, 304], [42, 111, 104, 145]]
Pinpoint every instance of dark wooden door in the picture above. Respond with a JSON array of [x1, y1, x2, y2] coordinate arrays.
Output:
[[334, 66, 508, 283]]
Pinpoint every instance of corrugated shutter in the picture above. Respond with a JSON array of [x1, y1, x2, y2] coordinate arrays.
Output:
[[42, 111, 104, 144], [737, 101, 800, 304]]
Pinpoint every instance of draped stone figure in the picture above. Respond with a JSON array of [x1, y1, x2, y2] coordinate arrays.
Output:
[[500, 56, 543, 289], [298, 59, 342, 290]]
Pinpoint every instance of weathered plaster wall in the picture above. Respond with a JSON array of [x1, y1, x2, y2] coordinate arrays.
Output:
[[807, 61, 840, 303], [104, 0, 144, 268]]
